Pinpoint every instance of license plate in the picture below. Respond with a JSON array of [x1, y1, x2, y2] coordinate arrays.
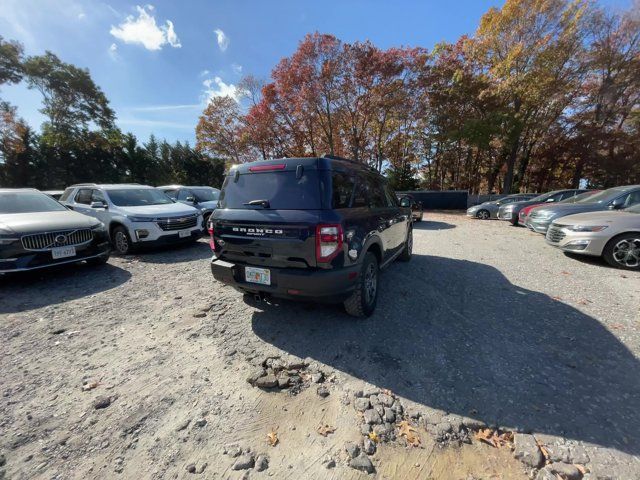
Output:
[[179, 230, 191, 238], [245, 267, 271, 285], [52, 246, 76, 259]]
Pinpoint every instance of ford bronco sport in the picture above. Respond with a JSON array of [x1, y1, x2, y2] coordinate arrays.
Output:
[[208, 156, 413, 317]]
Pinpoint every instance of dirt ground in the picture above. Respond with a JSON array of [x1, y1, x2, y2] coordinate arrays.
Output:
[[1, 212, 639, 479]]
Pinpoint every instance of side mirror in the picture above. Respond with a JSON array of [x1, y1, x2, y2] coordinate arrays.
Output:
[[91, 201, 107, 209], [609, 198, 624, 210], [400, 198, 411, 208], [185, 196, 196, 204]]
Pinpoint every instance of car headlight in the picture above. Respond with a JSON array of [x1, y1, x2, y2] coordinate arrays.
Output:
[[565, 225, 608, 232], [91, 222, 107, 232], [0, 228, 18, 245], [127, 216, 153, 222]]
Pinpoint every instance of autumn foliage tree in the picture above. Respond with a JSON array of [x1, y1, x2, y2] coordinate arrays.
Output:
[[196, 0, 640, 193]]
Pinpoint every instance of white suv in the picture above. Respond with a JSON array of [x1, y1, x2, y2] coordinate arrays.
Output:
[[60, 184, 203, 254]]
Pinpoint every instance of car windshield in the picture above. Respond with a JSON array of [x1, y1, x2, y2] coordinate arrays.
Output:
[[192, 188, 219, 202], [560, 191, 594, 203], [107, 188, 174, 207], [576, 188, 626, 204], [531, 191, 560, 202], [0, 191, 68, 214]]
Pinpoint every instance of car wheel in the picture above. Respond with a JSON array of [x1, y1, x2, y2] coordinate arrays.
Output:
[[476, 209, 490, 220], [399, 228, 413, 262], [86, 253, 110, 266], [603, 233, 640, 270], [112, 226, 133, 255], [344, 252, 378, 318]]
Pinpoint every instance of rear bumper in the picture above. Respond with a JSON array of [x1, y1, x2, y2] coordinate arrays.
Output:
[[210, 258, 360, 303]]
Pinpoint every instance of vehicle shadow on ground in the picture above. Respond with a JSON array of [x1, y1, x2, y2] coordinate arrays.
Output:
[[413, 221, 456, 231], [251, 254, 640, 455], [0, 263, 131, 314], [134, 239, 212, 264]]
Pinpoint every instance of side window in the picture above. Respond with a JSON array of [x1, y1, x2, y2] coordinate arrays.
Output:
[[177, 189, 192, 201], [75, 189, 93, 205], [91, 190, 106, 203], [352, 176, 369, 208], [383, 184, 398, 207], [164, 189, 178, 200], [366, 177, 386, 208], [501, 197, 515, 204], [331, 172, 355, 209], [558, 191, 574, 201], [622, 191, 640, 208], [59, 187, 74, 202]]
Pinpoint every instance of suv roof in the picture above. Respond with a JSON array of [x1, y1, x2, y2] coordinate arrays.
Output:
[[231, 155, 381, 175], [157, 185, 219, 189], [0, 188, 40, 193]]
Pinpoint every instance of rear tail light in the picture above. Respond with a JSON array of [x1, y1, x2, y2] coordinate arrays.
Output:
[[316, 224, 343, 262], [208, 224, 216, 252], [249, 164, 286, 172]]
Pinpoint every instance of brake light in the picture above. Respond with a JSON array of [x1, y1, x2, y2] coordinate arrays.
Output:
[[316, 224, 343, 262], [249, 164, 286, 172], [208, 224, 216, 251]]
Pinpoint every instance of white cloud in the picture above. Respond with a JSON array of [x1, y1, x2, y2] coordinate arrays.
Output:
[[200, 69, 210, 77], [108, 43, 118, 60], [214, 28, 229, 51], [231, 63, 243, 75], [110, 5, 181, 51], [203, 76, 238, 102], [78, 12, 86, 20]]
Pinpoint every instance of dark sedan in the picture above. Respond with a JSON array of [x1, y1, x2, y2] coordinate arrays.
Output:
[[497, 189, 589, 226], [0, 189, 111, 273]]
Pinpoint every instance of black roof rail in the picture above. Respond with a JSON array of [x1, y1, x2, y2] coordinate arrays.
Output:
[[322, 154, 381, 174]]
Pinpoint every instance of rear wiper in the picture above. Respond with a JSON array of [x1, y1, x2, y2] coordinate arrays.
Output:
[[243, 199, 270, 208]]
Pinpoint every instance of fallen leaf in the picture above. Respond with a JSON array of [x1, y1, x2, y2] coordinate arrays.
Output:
[[267, 428, 279, 446], [535, 438, 550, 461], [561, 271, 571, 275], [551, 296, 562, 301], [575, 464, 587, 475], [82, 381, 100, 392], [316, 424, 336, 437], [474, 428, 513, 449], [398, 420, 420, 447], [368, 431, 379, 443]]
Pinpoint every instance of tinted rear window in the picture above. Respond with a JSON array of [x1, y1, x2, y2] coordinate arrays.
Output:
[[219, 171, 321, 210]]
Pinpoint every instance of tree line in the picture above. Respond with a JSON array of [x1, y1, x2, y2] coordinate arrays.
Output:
[[196, 0, 640, 193], [0, 41, 225, 190]]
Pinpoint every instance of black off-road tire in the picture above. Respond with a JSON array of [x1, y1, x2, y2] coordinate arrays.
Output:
[[344, 252, 379, 318], [399, 228, 413, 262], [86, 254, 110, 266]]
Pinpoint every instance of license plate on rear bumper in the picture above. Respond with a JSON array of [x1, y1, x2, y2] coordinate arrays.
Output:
[[52, 246, 76, 259], [245, 266, 271, 285]]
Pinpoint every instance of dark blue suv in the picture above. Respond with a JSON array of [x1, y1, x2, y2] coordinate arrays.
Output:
[[208, 155, 413, 317]]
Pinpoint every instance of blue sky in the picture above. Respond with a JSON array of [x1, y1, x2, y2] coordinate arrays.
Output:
[[0, 0, 632, 145]]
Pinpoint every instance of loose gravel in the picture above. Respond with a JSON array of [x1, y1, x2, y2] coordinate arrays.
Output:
[[0, 212, 638, 479]]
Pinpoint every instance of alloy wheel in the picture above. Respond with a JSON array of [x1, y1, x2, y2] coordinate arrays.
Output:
[[115, 231, 129, 254], [477, 210, 490, 220], [612, 237, 640, 268]]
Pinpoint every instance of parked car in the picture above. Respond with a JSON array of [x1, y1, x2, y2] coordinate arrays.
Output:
[[397, 194, 424, 222], [43, 190, 65, 201], [208, 155, 413, 317], [157, 185, 220, 229], [519, 190, 600, 226], [60, 184, 202, 255], [546, 203, 640, 270], [0, 189, 110, 273], [526, 185, 640, 234], [498, 189, 588, 226], [466, 193, 538, 220]]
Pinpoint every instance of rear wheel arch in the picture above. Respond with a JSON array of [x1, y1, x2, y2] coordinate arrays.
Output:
[[364, 240, 383, 265]]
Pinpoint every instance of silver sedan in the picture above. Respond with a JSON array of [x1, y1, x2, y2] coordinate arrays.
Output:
[[467, 194, 537, 220]]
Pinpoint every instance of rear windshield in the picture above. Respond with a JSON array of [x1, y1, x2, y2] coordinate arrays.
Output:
[[0, 192, 68, 214], [219, 171, 321, 210]]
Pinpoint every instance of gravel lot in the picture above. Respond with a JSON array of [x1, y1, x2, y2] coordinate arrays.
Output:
[[1, 212, 639, 479]]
